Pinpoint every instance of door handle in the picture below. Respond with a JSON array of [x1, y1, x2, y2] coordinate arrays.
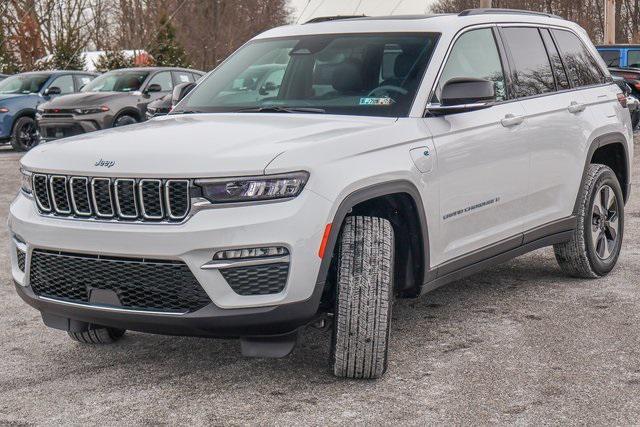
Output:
[[568, 101, 586, 114], [501, 114, 524, 127]]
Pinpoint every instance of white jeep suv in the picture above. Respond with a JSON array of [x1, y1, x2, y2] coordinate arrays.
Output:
[[10, 9, 633, 379]]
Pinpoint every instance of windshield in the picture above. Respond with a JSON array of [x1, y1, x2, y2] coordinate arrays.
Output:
[[82, 70, 149, 93], [0, 74, 49, 94], [174, 33, 439, 117]]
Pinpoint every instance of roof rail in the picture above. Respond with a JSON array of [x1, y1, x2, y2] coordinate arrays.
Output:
[[304, 15, 366, 24], [458, 8, 563, 20]]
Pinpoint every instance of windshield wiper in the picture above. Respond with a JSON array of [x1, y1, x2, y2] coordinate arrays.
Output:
[[237, 106, 326, 114]]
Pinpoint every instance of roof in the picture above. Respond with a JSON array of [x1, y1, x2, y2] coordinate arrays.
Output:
[[257, 9, 575, 40], [596, 44, 640, 48], [104, 67, 204, 74], [17, 70, 98, 76]]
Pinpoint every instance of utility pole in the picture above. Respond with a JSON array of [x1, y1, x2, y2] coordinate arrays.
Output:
[[604, 0, 616, 44], [480, 0, 492, 8]]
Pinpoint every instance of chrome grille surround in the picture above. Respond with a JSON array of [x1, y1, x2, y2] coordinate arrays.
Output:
[[31, 174, 192, 223]]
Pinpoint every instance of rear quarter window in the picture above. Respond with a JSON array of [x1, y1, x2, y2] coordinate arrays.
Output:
[[552, 29, 604, 87]]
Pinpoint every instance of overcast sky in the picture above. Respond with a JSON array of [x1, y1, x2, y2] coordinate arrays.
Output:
[[288, 0, 438, 23]]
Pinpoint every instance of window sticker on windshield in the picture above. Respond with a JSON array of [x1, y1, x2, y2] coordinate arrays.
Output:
[[359, 97, 394, 106], [179, 75, 189, 82]]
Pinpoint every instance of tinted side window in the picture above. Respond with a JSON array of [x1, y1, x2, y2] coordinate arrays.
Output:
[[552, 29, 603, 87], [50, 75, 75, 94], [627, 50, 640, 68], [434, 28, 506, 102], [540, 29, 570, 90], [501, 27, 555, 97], [599, 49, 621, 67], [74, 75, 94, 90], [148, 71, 173, 91], [173, 71, 194, 84]]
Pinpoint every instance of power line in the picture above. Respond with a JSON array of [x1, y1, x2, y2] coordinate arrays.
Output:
[[307, 0, 327, 22], [390, 0, 406, 15], [296, 0, 312, 24], [353, 0, 364, 14]]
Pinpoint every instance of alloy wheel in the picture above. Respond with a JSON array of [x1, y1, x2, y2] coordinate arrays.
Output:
[[591, 184, 619, 260], [18, 121, 38, 149]]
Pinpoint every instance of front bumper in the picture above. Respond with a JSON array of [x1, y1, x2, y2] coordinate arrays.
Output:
[[9, 189, 333, 336], [37, 113, 113, 141]]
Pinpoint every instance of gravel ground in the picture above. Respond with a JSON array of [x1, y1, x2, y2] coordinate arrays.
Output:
[[1, 139, 640, 426]]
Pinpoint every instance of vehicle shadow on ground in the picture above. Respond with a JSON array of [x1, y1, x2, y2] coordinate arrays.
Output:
[[24, 249, 572, 389]]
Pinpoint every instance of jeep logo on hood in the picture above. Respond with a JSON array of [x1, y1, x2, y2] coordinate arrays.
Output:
[[94, 159, 116, 168]]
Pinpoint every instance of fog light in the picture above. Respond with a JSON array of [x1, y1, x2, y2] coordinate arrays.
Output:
[[213, 246, 289, 260]]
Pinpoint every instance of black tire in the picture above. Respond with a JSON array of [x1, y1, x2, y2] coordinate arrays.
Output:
[[113, 115, 137, 127], [67, 327, 126, 344], [11, 116, 39, 151], [331, 216, 394, 379], [554, 164, 624, 278]]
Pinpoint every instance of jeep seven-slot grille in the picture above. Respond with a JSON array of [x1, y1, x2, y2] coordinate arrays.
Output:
[[32, 174, 191, 222], [29, 249, 212, 312]]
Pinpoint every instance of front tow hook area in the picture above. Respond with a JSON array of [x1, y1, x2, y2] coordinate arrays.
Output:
[[239, 330, 299, 358]]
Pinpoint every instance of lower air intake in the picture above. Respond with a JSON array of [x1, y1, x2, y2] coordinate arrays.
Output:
[[221, 263, 289, 296], [29, 250, 212, 313]]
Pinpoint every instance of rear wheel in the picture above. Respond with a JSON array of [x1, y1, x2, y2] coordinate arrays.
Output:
[[11, 116, 39, 151], [67, 326, 126, 344], [554, 164, 624, 278], [330, 216, 394, 379]]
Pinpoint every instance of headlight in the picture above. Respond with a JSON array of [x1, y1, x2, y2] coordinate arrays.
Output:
[[74, 106, 109, 115], [196, 171, 309, 204], [20, 169, 32, 196]]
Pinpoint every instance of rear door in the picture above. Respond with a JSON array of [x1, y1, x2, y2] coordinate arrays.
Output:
[[426, 27, 529, 265], [499, 26, 596, 231]]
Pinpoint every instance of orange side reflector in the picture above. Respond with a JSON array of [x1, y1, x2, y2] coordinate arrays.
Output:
[[318, 224, 332, 259]]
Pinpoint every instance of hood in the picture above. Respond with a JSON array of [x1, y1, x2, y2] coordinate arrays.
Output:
[[41, 92, 128, 108], [0, 93, 37, 103], [21, 113, 397, 177]]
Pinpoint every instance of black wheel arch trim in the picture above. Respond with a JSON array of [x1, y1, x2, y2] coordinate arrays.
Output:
[[574, 131, 631, 213], [113, 108, 141, 123], [314, 180, 431, 288], [10, 109, 37, 133]]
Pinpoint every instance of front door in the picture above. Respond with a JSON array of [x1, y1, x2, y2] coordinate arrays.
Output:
[[425, 27, 530, 265]]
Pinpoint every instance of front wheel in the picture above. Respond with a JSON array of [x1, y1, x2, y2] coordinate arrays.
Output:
[[11, 116, 39, 151], [554, 164, 624, 278], [113, 115, 137, 127], [330, 216, 394, 379], [67, 326, 126, 344]]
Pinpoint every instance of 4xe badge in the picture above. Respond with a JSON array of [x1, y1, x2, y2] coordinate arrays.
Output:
[[94, 159, 116, 168]]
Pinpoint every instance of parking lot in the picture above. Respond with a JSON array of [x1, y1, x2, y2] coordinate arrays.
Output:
[[0, 137, 639, 425]]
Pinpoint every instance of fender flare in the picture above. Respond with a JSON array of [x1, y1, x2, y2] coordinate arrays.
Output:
[[573, 131, 630, 214], [314, 180, 430, 287]]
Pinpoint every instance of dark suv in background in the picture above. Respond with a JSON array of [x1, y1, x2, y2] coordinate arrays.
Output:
[[36, 67, 204, 142], [0, 71, 97, 151]]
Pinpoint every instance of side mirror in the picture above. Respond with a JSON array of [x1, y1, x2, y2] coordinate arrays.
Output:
[[44, 86, 61, 96], [427, 78, 495, 116], [171, 82, 196, 107], [259, 81, 278, 96], [146, 83, 162, 94]]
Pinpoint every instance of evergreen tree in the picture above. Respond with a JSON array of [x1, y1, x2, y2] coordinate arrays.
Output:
[[0, 22, 20, 74], [50, 36, 85, 70], [149, 15, 190, 67], [94, 50, 133, 73]]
